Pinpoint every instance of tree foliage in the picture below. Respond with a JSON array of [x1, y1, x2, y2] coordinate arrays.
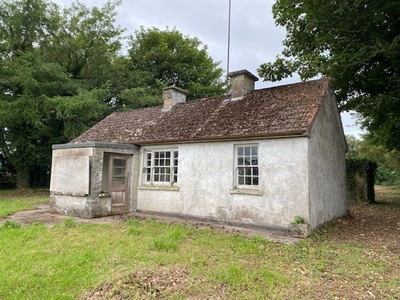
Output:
[[0, 0, 119, 188], [0, 1, 225, 189], [258, 1, 400, 150], [128, 27, 224, 102], [346, 135, 400, 185]]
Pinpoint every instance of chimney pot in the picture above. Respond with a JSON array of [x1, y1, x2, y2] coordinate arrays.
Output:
[[163, 85, 187, 110], [228, 69, 259, 100]]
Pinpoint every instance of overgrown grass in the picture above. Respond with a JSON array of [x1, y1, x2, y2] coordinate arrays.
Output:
[[0, 189, 48, 218], [0, 188, 399, 299]]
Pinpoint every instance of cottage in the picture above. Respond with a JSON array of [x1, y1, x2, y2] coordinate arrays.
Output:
[[50, 70, 347, 235]]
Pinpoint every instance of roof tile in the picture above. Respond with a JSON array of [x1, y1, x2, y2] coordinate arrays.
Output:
[[72, 78, 331, 145]]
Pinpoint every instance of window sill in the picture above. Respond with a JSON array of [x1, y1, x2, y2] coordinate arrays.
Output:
[[230, 188, 263, 196], [139, 185, 179, 191], [53, 191, 88, 197]]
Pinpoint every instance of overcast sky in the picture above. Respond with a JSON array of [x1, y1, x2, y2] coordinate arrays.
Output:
[[55, 0, 362, 136]]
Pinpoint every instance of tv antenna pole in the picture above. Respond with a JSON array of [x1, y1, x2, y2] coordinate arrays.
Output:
[[226, 0, 232, 96]]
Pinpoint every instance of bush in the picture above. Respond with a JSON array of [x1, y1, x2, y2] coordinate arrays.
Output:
[[346, 158, 376, 203]]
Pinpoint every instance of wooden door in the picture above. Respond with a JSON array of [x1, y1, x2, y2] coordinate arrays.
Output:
[[109, 155, 130, 214]]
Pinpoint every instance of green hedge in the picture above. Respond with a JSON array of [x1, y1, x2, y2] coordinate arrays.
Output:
[[346, 158, 376, 203]]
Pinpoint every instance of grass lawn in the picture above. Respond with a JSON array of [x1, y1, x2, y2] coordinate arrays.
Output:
[[0, 189, 48, 218], [0, 187, 399, 299]]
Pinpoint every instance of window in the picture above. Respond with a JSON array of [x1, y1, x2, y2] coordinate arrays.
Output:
[[144, 149, 178, 185], [236, 145, 259, 187], [112, 157, 126, 185]]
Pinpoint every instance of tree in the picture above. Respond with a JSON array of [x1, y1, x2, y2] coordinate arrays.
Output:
[[0, 0, 120, 189], [42, 0, 124, 88], [346, 135, 400, 185], [258, 1, 400, 150], [127, 27, 224, 102]]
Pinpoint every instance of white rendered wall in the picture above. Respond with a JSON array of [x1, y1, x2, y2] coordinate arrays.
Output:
[[137, 138, 310, 229], [308, 91, 347, 229]]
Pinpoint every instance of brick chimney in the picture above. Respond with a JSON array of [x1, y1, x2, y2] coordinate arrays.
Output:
[[228, 69, 259, 100], [163, 85, 187, 110]]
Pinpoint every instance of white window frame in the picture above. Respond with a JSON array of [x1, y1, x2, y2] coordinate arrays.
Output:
[[143, 148, 178, 186], [234, 144, 259, 189]]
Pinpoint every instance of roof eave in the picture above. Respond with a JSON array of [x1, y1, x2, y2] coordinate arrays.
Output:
[[136, 130, 309, 146]]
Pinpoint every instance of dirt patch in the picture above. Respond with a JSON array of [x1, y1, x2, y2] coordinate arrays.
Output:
[[81, 267, 226, 300], [328, 185, 400, 254]]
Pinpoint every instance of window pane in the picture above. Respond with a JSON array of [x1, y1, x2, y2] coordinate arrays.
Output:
[[238, 157, 243, 165], [166, 159, 170, 166], [245, 167, 252, 175], [166, 175, 170, 182], [238, 176, 244, 185], [113, 158, 126, 167], [147, 153, 152, 160], [146, 174, 151, 181], [154, 152, 159, 159], [245, 157, 251, 165], [166, 152, 171, 158], [252, 158, 258, 165], [160, 174, 165, 181], [173, 159, 178, 166], [113, 167, 125, 176], [245, 147, 250, 156], [154, 174, 159, 181], [252, 146, 258, 156], [174, 151, 178, 158], [238, 147, 243, 156], [253, 177, 259, 186], [253, 167, 259, 176], [160, 159, 165, 166], [173, 175, 178, 183], [245, 176, 252, 185], [155, 160, 159, 166], [238, 167, 244, 175]]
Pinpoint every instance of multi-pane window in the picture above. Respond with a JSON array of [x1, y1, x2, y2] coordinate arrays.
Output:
[[112, 157, 126, 185], [236, 145, 259, 187], [144, 149, 178, 184]]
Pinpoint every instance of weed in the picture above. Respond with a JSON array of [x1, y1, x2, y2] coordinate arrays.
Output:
[[153, 237, 178, 251], [63, 217, 76, 228], [293, 215, 306, 224], [259, 268, 288, 286], [251, 235, 267, 244], [126, 218, 140, 226], [1, 219, 21, 229], [151, 224, 188, 252], [217, 264, 244, 286], [315, 260, 326, 272], [128, 227, 141, 235]]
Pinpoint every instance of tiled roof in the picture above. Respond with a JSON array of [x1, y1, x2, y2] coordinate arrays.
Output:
[[72, 78, 331, 145]]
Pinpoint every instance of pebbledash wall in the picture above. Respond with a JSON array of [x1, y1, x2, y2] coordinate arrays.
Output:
[[137, 137, 310, 230], [50, 143, 139, 218], [136, 92, 347, 231], [308, 89, 347, 228]]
